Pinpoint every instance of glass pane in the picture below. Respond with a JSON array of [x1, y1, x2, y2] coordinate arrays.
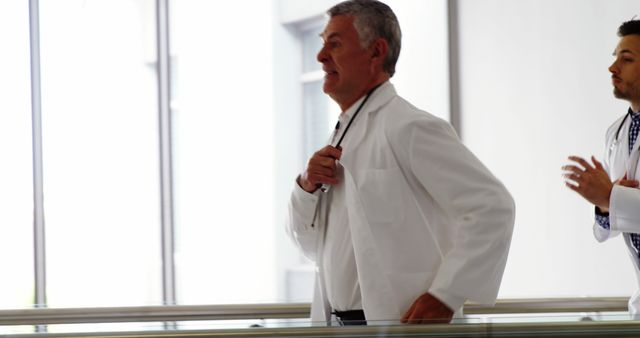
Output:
[[302, 80, 330, 162], [39, 0, 161, 307], [302, 26, 323, 73], [3, 312, 640, 337], [0, 0, 35, 309], [170, 0, 276, 304]]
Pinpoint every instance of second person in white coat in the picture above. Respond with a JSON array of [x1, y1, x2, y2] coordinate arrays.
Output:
[[563, 19, 640, 316], [286, 0, 515, 325]]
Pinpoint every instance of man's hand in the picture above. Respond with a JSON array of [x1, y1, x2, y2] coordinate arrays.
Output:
[[298, 146, 342, 193], [401, 292, 453, 324], [616, 174, 640, 188], [599, 174, 640, 212], [562, 156, 615, 210]]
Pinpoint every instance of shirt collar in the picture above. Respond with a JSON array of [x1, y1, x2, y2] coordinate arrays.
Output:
[[629, 107, 640, 123], [338, 81, 389, 122]]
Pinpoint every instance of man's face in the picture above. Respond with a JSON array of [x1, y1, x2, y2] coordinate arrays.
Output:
[[317, 15, 374, 109], [609, 34, 640, 103]]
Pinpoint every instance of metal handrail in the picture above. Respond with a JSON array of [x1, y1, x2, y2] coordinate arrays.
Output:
[[6, 320, 640, 338], [464, 297, 629, 314], [0, 297, 629, 326]]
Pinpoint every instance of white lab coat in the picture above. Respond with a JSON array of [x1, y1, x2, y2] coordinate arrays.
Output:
[[286, 82, 515, 324], [593, 111, 640, 315]]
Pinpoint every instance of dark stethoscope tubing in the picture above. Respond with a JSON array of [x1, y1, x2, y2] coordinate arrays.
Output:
[[614, 110, 631, 143], [612, 110, 640, 158], [319, 82, 384, 193], [333, 82, 384, 149]]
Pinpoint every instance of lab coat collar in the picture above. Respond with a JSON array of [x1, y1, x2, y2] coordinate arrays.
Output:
[[339, 81, 396, 157], [629, 108, 640, 179], [619, 111, 632, 164], [341, 81, 396, 117]]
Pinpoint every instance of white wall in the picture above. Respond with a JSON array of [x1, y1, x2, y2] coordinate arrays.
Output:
[[458, 0, 639, 298], [169, 0, 277, 304], [273, 0, 309, 302], [388, 0, 450, 121]]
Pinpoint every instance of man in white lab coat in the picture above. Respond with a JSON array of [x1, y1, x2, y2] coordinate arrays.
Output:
[[563, 19, 640, 315], [286, 0, 515, 325]]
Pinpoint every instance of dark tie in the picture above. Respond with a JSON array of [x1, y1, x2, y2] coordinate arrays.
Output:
[[628, 113, 640, 253]]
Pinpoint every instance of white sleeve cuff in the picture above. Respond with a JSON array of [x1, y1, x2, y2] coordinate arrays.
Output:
[[290, 176, 321, 221], [610, 185, 640, 233], [293, 176, 320, 201]]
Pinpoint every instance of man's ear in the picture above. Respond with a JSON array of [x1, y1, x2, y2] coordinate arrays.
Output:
[[371, 38, 388, 60], [370, 38, 389, 73]]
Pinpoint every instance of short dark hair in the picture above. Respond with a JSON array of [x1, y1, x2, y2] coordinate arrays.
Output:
[[618, 19, 640, 37], [328, 0, 402, 77]]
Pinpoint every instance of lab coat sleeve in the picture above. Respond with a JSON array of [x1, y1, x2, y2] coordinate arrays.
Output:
[[594, 124, 622, 241], [609, 185, 640, 234], [286, 178, 322, 262], [388, 115, 515, 309], [593, 208, 617, 242]]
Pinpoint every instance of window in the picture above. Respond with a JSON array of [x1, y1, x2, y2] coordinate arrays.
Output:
[[39, 0, 161, 307], [0, 0, 34, 310], [300, 21, 337, 165], [169, 0, 277, 304], [0, 0, 453, 315], [280, 19, 334, 303]]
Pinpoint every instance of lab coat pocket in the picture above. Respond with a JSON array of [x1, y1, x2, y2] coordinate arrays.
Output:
[[355, 167, 435, 273], [357, 167, 406, 225]]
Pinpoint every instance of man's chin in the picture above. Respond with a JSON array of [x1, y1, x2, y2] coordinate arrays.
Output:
[[322, 83, 336, 96]]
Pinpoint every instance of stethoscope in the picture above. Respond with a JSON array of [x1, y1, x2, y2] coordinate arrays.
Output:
[[610, 109, 640, 159], [612, 110, 631, 147], [319, 83, 383, 193]]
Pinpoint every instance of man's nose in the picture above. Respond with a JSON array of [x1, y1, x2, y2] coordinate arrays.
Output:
[[317, 45, 328, 63], [609, 60, 618, 74]]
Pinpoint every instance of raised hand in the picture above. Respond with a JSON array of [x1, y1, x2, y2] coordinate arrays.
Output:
[[562, 156, 614, 209], [298, 145, 342, 193]]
